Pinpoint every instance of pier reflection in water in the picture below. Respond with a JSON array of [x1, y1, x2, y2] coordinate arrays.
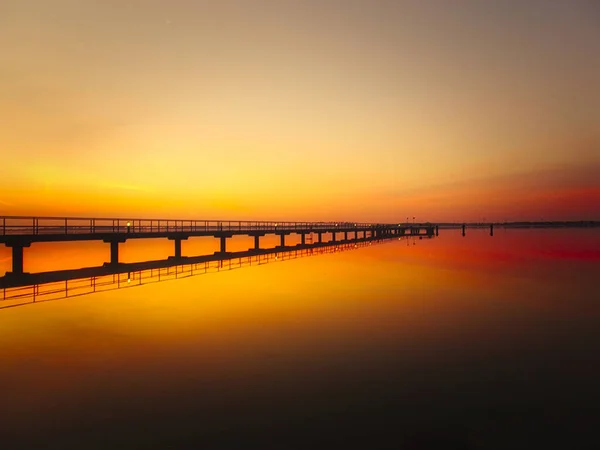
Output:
[[0, 237, 403, 309]]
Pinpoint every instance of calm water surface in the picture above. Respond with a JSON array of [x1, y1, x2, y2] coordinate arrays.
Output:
[[1, 229, 599, 449]]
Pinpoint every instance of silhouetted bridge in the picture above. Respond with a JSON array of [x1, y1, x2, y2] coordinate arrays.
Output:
[[1, 216, 435, 275]]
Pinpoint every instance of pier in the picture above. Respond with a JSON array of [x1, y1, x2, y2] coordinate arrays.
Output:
[[1, 216, 436, 276]]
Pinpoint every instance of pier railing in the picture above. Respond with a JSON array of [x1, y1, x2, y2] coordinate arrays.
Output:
[[0, 216, 383, 236]]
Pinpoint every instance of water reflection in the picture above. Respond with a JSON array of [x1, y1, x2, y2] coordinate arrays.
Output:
[[0, 237, 407, 309], [0, 228, 598, 449]]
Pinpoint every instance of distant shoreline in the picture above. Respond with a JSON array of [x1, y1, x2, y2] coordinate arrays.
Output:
[[436, 221, 600, 229]]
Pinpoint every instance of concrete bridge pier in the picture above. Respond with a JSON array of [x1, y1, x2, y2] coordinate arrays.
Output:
[[462, 224, 466, 237], [168, 236, 188, 259], [301, 233, 306, 245], [317, 232, 323, 243], [249, 233, 265, 250], [110, 241, 120, 264], [490, 224, 494, 237], [220, 236, 228, 253], [5, 241, 31, 275], [103, 239, 127, 265], [344, 231, 348, 241], [279, 233, 286, 248], [435, 226, 439, 236], [332, 232, 336, 242], [354, 231, 358, 240]]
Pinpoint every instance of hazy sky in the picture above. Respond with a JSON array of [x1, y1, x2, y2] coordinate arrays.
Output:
[[1, 0, 599, 221]]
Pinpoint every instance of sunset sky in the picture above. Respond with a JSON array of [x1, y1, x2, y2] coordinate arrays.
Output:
[[1, 0, 599, 222]]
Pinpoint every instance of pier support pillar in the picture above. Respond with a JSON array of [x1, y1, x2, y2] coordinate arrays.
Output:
[[168, 236, 188, 259], [254, 235, 260, 250], [344, 231, 348, 241], [279, 234, 285, 248], [462, 224, 466, 237], [490, 224, 494, 237], [301, 233, 306, 245], [12, 246, 24, 274], [6, 242, 30, 275], [317, 232, 323, 243], [220, 236, 227, 253], [103, 239, 126, 266], [435, 226, 439, 236], [332, 232, 336, 242], [174, 239, 182, 259], [354, 231, 358, 240], [110, 241, 119, 265]]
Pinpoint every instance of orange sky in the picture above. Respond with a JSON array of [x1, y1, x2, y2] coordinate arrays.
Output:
[[1, 0, 599, 222]]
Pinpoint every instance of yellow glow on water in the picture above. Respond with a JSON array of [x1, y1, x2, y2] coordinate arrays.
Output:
[[4, 230, 596, 346]]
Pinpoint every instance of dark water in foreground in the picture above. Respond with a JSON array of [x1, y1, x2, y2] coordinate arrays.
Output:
[[1, 228, 599, 449]]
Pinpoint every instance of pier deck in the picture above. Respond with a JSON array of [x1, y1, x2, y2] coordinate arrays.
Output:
[[1, 216, 435, 275]]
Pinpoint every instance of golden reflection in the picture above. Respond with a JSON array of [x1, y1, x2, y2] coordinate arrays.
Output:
[[0, 239, 398, 309]]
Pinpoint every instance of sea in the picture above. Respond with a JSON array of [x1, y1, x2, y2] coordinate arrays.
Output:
[[1, 227, 599, 449]]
